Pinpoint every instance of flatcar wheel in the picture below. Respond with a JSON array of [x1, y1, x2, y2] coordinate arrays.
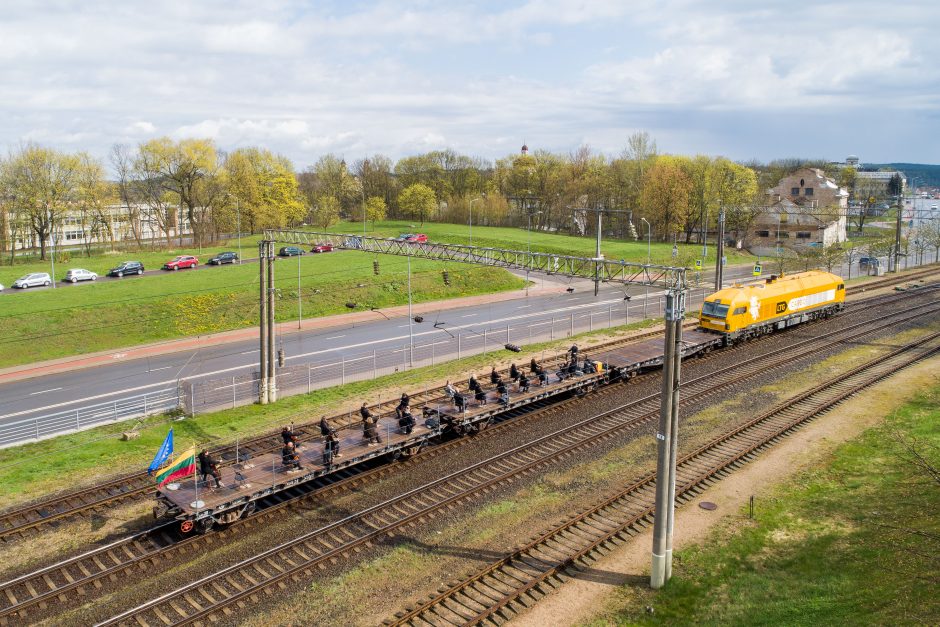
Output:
[[196, 518, 215, 534], [241, 502, 257, 519], [180, 519, 195, 534]]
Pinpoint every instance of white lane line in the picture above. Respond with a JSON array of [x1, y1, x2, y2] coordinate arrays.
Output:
[[149, 366, 173, 372], [461, 314, 477, 318], [241, 350, 255, 355], [516, 305, 532, 309], [29, 387, 62, 396], [324, 335, 346, 340]]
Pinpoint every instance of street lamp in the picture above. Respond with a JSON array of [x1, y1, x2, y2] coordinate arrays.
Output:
[[526, 210, 543, 253], [48, 209, 56, 288], [469, 196, 483, 246], [641, 218, 651, 265]]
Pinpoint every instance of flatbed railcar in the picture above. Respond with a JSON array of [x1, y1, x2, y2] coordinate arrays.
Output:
[[155, 271, 846, 532]]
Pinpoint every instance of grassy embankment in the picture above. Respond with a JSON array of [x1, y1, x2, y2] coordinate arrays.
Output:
[[0, 220, 734, 369], [0, 318, 662, 509], [597, 379, 940, 626]]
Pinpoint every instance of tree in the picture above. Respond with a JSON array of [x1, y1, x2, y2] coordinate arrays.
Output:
[[364, 196, 386, 227], [110, 144, 143, 247], [312, 195, 341, 228], [224, 148, 304, 232], [398, 183, 436, 226], [639, 155, 692, 240], [74, 152, 112, 256]]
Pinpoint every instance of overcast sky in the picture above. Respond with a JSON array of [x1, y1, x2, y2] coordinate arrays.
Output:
[[2, 0, 938, 169]]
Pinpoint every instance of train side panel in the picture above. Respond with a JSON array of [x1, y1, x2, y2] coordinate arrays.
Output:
[[700, 270, 845, 339]]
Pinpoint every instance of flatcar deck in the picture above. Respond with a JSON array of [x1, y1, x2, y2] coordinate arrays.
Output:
[[159, 327, 722, 524]]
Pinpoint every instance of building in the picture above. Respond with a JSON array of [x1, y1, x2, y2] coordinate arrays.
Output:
[[748, 168, 848, 256]]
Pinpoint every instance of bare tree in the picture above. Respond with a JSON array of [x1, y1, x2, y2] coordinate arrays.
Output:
[[110, 144, 143, 248]]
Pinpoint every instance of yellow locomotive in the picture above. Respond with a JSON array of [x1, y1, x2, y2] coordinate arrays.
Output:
[[699, 270, 845, 341]]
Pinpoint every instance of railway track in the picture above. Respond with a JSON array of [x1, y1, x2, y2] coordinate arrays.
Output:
[[2, 290, 939, 623], [82, 304, 940, 626], [2, 268, 935, 543], [384, 331, 940, 627]]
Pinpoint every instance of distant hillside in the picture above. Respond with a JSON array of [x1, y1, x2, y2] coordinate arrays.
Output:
[[868, 163, 940, 188]]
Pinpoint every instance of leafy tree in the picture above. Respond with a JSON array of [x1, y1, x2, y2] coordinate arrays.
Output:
[[398, 183, 436, 226], [224, 148, 304, 232], [639, 155, 692, 240], [364, 196, 387, 227], [74, 152, 113, 256], [312, 195, 341, 228]]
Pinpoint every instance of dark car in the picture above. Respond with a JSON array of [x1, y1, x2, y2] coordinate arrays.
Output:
[[208, 251, 239, 265], [108, 261, 144, 277], [278, 246, 304, 257]]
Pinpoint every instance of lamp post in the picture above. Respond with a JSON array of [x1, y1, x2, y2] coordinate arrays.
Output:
[[48, 209, 56, 288], [641, 218, 651, 265], [469, 196, 483, 246], [526, 210, 543, 297], [226, 193, 242, 264], [407, 249, 414, 367]]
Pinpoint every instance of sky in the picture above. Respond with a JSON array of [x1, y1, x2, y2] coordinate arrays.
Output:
[[2, 0, 939, 170]]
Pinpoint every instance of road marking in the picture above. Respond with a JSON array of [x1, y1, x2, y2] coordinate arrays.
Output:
[[150, 366, 173, 372], [241, 350, 255, 355], [461, 314, 477, 318], [111, 353, 127, 359], [325, 335, 346, 340], [29, 387, 62, 396], [516, 305, 532, 309]]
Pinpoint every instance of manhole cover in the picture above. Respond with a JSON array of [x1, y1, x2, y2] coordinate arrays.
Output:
[[699, 501, 717, 511]]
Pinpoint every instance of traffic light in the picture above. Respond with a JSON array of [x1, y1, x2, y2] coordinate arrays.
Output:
[[442, 270, 450, 285], [373, 259, 380, 275]]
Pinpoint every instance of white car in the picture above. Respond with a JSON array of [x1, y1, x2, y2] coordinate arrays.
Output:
[[64, 268, 98, 283], [12, 272, 52, 289]]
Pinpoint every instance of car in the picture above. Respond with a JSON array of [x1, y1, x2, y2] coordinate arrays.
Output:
[[396, 233, 428, 243], [64, 268, 98, 283], [0, 283, 4, 291], [108, 261, 145, 277], [163, 255, 198, 271], [278, 246, 304, 257], [12, 272, 52, 289], [207, 251, 239, 265], [311, 243, 333, 253]]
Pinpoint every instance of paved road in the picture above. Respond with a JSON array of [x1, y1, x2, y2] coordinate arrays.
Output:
[[4, 251, 936, 430]]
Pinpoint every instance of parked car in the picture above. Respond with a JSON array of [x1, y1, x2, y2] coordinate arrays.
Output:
[[278, 246, 304, 257], [12, 272, 52, 288], [64, 268, 98, 283], [108, 261, 144, 277], [207, 251, 239, 265], [858, 257, 881, 271], [0, 283, 4, 291], [163, 255, 198, 271], [396, 233, 428, 243], [311, 243, 333, 253]]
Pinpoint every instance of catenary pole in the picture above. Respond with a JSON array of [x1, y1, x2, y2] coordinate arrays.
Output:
[[715, 205, 725, 291], [258, 241, 268, 404], [664, 289, 685, 579], [267, 248, 277, 402]]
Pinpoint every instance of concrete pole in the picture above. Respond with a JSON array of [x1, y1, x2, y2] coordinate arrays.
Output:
[[650, 292, 678, 589], [267, 248, 277, 402], [715, 206, 726, 291], [664, 290, 685, 580], [894, 192, 903, 273], [258, 241, 269, 405]]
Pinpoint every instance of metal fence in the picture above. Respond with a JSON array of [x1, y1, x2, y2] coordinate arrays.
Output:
[[0, 386, 181, 449]]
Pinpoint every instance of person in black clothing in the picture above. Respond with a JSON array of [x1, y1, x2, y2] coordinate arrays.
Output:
[[198, 449, 224, 488], [489, 366, 499, 385], [468, 375, 481, 393], [583, 356, 597, 374], [518, 372, 530, 393], [496, 380, 509, 405], [536, 365, 548, 386], [281, 424, 298, 447], [568, 344, 579, 360], [509, 363, 519, 382], [319, 415, 342, 462], [474, 387, 487, 405], [397, 405, 415, 434], [454, 392, 467, 412], [530, 357, 539, 373], [400, 392, 410, 408], [361, 404, 381, 445], [282, 441, 303, 470]]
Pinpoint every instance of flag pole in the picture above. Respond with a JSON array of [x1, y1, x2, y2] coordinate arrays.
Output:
[[193, 443, 199, 514]]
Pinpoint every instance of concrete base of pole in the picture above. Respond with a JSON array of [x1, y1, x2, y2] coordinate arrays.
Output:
[[665, 548, 673, 580], [269, 383, 277, 403], [259, 382, 268, 405], [651, 552, 667, 589]]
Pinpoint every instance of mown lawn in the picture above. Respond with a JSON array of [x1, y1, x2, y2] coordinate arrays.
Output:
[[597, 379, 940, 626]]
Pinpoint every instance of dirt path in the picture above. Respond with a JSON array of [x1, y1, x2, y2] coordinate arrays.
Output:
[[512, 356, 940, 627]]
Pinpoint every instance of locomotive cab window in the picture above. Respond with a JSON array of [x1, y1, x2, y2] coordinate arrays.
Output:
[[702, 302, 730, 317], [838, 283, 845, 290], [733, 306, 747, 315]]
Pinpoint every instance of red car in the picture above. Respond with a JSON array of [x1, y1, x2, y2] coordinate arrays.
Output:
[[398, 233, 428, 243], [311, 243, 333, 253], [163, 255, 198, 271]]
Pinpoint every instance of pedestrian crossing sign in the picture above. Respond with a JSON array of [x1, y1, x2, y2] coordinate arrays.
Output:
[[694, 259, 702, 270], [753, 264, 762, 276]]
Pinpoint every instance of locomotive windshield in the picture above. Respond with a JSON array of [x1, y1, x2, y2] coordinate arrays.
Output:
[[702, 301, 730, 318]]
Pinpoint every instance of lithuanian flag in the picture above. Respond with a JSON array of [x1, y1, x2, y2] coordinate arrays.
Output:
[[155, 447, 196, 487]]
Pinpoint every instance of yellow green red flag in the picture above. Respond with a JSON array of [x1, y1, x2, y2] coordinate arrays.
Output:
[[154, 447, 196, 487]]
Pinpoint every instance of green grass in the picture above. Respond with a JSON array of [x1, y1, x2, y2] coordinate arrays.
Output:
[[598, 380, 940, 626], [0, 251, 524, 368], [0, 317, 660, 508]]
